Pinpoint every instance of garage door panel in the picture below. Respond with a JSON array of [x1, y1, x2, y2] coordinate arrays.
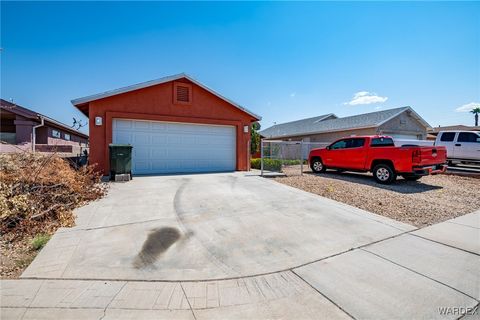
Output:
[[133, 120, 150, 130], [113, 119, 236, 174], [114, 119, 133, 130], [150, 122, 167, 131], [114, 132, 132, 144], [135, 147, 150, 160], [133, 132, 150, 144]]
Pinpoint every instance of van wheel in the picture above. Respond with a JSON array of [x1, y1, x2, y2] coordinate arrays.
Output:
[[373, 164, 396, 184], [311, 158, 326, 173]]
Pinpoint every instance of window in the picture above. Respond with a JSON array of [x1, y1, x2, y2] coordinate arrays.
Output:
[[458, 132, 480, 143], [370, 137, 395, 147], [349, 138, 365, 148], [440, 132, 455, 142], [52, 129, 61, 138], [64, 133, 71, 141], [173, 82, 192, 104], [330, 138, 365, 150], [330, 139, 347, 149]]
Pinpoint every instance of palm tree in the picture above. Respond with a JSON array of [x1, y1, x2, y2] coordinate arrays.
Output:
[[471, 107, 480, 126]]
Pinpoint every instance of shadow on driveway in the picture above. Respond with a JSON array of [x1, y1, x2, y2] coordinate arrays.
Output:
[[305, 170, 443, 194]]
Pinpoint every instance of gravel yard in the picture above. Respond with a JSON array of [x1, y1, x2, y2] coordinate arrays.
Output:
[[274, 167, 480, 227]]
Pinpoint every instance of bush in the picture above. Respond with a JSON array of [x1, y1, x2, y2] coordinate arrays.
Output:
[[250, 158, 281, 171], [31, 234, 51, 250], [0, 152, 107, 234], [251, 158, 308, 171]]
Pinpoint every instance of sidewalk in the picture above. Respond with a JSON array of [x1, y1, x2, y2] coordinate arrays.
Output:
[[1, 211, 479, 320]]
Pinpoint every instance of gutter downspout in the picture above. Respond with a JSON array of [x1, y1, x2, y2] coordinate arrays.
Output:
[[32, 116, 44, 153]]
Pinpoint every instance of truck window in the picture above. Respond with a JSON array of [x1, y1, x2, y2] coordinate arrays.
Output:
[[458, 132, 480, 143], [330, 140, 347, 149], [370, 137, 394, 147], [440, 132, 455, 142], [348, 138, 365, 148]]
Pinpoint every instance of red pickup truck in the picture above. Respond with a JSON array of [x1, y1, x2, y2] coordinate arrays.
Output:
[[308, 136, 447, 184]]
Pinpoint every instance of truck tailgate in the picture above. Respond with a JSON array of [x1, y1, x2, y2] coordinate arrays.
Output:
[[414, 146, 447, 166]]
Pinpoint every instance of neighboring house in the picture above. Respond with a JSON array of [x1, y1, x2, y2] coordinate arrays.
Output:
[[260, 107, 430, 143], [71, 73, 261, 175], [427, 125, 480, 140], [0, 99, 89, 156]]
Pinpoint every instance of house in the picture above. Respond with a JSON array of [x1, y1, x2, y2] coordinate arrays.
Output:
[[71, 73, 261, 175], [260, 107, 430, 143], [427, 125, 480, 140], [0, 99, 89, 156]]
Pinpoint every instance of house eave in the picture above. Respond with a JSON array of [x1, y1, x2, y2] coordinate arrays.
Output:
[[71, 73, 261, 121], [262, 125, 379, 140]]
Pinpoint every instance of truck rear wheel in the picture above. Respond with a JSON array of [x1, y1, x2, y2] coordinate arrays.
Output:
[[373, 164, 396, 184], [310, 158, 326, 173]]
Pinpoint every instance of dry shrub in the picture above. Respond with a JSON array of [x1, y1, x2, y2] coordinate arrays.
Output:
[[0, 152, 107, 237]]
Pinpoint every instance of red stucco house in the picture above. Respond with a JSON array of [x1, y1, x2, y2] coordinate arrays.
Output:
[[71, 73, 261, 175], [0, 99, 89, 156]]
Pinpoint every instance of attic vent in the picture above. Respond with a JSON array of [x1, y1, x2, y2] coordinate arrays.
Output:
[[177, 86, 189, 102], [173, 82, 192, 105]]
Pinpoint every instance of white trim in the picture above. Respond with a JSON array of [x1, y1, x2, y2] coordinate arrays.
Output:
[[71, 73, 261, 120]]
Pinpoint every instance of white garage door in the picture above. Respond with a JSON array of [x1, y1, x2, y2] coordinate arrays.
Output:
[[112, 119, 236, 174]]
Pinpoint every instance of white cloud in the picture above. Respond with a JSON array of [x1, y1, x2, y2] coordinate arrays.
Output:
[[344, 91, 388, 106], [374, 106, 383, 110], [456, 102, 480, 112]]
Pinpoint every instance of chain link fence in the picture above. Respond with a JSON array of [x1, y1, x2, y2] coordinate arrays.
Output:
[[255, 140, 329, 176]]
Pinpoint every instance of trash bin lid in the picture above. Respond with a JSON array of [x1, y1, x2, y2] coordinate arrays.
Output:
[[109, 144, 133, 148]]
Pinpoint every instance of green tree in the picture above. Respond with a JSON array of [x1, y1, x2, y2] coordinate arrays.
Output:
[[471, 107, 480, 126], [250, 122, 261, 155]]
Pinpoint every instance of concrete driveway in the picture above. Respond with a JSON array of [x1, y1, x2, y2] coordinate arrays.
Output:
[[3, 172, 479, 319], [22, 171, 413, 281]]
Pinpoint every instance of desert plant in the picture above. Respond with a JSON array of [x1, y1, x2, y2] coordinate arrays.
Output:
[[31, 234, 51, 250]]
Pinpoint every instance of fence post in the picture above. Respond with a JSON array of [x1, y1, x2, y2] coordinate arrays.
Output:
[[260, 139, 264, 176], [300, 141, 303, 176]]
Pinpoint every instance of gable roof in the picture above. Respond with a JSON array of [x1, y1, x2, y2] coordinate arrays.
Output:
[[0, 99, 89, 139], [258, 114, 337, 139], [260, 107, 430, 139], [71, 73, 261, 120]]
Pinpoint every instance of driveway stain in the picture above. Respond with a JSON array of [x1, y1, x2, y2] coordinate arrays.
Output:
[[133, 227, 181, 269]]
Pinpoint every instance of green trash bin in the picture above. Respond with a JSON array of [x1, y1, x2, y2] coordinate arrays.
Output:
[[109, 144, 133, 179]]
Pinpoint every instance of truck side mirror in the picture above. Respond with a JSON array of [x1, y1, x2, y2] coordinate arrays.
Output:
[[326, 146, 330, 150]]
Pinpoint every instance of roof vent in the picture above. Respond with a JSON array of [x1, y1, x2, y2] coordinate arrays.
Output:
[[174, 82, 192, 105]]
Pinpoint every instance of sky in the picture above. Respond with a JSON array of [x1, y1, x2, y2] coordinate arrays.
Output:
[[1, 1, 479, 134]]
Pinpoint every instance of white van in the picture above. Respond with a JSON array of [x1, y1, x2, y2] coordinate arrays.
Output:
[[434, 131, 480, 165]]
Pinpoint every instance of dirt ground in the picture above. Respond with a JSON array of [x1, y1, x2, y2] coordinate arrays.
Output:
[[274, 167, 480, 227], [0, 234, 41, 278]]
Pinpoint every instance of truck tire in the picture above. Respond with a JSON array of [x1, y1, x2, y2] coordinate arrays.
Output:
[[402, 175, 421, 181], [310, 158, 326, 173], [373, 164, 396, 184]]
